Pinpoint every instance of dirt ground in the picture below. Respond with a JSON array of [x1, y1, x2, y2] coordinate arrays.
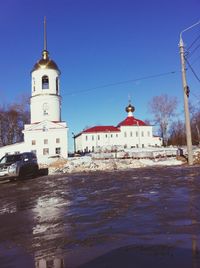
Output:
[[0, 165, 200, 267]]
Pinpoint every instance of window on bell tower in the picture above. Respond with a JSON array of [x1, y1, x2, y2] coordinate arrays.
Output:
[[56, 77, 59, 94], [32, 78, 36, 92], [42, 75, 49, 89]]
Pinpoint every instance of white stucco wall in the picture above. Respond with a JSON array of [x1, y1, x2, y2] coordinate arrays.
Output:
[[31, 68, 61, 123], [75, 125, 162, 152], [31, 94, 61, 123], [75, 131, 121, 152], [75, 135, 83, 152], [32, 69, 60, 96], [0, 128, 68, 164], [23, 122, 68, 162]]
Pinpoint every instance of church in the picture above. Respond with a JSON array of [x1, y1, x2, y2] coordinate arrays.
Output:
[[0, 20, 68, 163], [74, 102, 162, 153], [0, 20, 163, 163]]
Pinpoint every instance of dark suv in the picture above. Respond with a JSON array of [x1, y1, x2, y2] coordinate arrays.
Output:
[[0, 152, 39, 180]]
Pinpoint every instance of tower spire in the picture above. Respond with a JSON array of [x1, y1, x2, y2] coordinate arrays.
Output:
[[44, 16, 47, 51], [42, 16, 49, 60]]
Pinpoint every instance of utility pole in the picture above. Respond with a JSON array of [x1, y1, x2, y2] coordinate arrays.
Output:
[[179, 36, 193, 165], [179, 21, 200, 165]]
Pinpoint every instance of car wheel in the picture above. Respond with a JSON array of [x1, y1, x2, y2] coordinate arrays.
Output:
[[18, 169, 24, 179], [32, 166, 39, 178]]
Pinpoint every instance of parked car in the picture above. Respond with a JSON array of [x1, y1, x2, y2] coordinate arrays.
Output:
[[0, 152, 39, 180]]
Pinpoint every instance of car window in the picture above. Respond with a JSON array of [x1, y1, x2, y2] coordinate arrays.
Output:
[[0, 156, 6, 164], [0, 155, 22, 163]]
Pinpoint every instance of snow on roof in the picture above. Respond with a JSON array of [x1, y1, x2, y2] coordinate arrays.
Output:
[[117, 116, 146, 127], [83, 126, 120, 133]]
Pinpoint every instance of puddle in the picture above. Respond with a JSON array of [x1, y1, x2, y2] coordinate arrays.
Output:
[[0, 166, 200, 267], [170, 219, 193, 227], [0, 244, 35, 268]]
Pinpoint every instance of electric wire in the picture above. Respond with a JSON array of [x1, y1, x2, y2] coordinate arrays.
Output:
[[63, 71, 176, 96], [184, 56, 200, 103], [184, 56, 200, 83], [187, 33, 200, 51], [187, 42, 200, 59]]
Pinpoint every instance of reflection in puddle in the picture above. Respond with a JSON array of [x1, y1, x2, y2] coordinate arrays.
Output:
[[35, 258, 64, 268], [32, 197, 63, 236], [0, 203, 17, 215]]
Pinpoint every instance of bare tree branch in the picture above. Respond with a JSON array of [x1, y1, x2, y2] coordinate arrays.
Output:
[[149, 94, 177, 146]]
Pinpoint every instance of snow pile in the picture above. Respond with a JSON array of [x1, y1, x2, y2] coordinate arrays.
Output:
[[193, 148, 200, 164], [139, 158, 183, 166], [49, 155, 183, 175], [92, 147, 179, 159]]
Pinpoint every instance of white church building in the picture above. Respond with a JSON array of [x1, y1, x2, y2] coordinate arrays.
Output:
[[74, 103, 162, 153], [0, 21, 68, 163]]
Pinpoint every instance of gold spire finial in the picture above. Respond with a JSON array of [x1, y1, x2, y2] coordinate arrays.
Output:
[[42, 16, 49, 60], [44, 16, 47, 51]]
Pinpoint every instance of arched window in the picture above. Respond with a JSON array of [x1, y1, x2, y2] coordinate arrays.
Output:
[[56, 77, 59, 94], [42, 75, 49, 89], [42, 103, 49, 115], [32, 78, 36, 92]]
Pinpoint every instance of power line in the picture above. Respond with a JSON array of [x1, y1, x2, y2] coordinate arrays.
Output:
[[187, 33, 200, 51], [187, 42, 200, 58], [64, 71, 177, 96], [185, 56, 200, 83]]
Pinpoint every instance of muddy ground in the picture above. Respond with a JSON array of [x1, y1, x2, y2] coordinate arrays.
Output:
[[0, 165, 200, 267]]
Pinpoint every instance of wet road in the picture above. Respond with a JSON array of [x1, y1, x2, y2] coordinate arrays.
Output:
[[0, 166, 200, 267]]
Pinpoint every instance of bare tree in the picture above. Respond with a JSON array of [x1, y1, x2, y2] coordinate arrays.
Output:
[[168, 120, 186, 146], [149, 94, 177, 146], [190, 107, 200, 146], [0, 106, 6, 146], [144, 119, 151, 125], [0, 95, 30, 146]]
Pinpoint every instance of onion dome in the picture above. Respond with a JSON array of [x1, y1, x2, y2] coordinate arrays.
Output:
[[32, 50, 60, 73], [125, 103, 135, 113], [31, 17, 60, 74], [117, 102, 146, 126]]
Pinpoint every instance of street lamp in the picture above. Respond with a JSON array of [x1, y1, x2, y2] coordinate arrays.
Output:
[[179, 20, 200, 165], [72, 132, 76, 155]]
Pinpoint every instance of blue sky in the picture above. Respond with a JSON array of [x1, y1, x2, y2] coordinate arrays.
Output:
[[0, 0, 200, 151]]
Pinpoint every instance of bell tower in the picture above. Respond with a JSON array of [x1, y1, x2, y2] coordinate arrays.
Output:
[[30, 17, 61, 123], [22, 17, 68, 162]]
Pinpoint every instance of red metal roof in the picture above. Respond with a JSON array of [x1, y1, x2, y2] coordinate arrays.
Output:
[[83, 126, 120, 133], [117, 116, 146, 127], [75, 116, 147, 138]]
